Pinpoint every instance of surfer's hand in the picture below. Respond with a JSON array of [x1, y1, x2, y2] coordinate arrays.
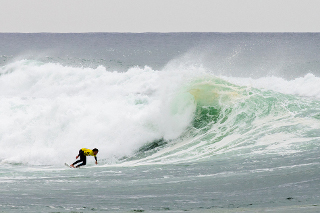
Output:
[[95, 161, 98, 165], [76, 155, 79, 159]]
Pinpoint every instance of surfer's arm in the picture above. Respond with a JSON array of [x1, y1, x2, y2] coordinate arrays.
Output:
[[94, 156, 98, 164]]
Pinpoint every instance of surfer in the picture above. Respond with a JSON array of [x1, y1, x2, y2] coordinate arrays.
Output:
[[70, 148, 99, 168]]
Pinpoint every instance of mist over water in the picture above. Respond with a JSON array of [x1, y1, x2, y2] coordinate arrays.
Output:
[[2, 33, 320, 78], [1, 33, 320, 212]]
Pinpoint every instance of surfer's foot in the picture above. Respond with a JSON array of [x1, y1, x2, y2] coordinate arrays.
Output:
[[70, 164, 75, 168]]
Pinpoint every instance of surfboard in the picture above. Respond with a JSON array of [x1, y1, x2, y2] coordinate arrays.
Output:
[[65, 163, 73, 168]]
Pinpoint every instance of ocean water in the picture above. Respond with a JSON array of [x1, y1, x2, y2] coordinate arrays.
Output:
[[1, 33, 320, 212]]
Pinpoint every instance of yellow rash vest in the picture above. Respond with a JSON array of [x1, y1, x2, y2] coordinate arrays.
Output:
[[81, 148, 97, 161]]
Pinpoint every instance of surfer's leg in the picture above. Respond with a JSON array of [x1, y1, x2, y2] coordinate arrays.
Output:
[[71, 159, 82, 166], [71, 150, 85, 167], [75, 155, 86, 168]]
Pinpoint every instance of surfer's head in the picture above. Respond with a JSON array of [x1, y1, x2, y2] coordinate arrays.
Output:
[[92, 148, 99, 155]]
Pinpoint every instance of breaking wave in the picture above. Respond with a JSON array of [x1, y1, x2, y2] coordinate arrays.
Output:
[[0, 60, 319, 166]]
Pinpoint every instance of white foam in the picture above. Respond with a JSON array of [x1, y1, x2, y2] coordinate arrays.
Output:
[[0, 60, 196, 165], [222, 73, 320, 99]]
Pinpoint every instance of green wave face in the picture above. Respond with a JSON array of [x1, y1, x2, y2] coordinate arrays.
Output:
[[188, 77, 245, 129], [131, 76, 320, 165]]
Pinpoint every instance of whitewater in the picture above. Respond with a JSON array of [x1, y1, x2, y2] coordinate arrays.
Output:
[[1, 33, 320, 212]]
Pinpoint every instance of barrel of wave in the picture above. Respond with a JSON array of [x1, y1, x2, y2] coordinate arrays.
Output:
[[187, 77, 246, 128]]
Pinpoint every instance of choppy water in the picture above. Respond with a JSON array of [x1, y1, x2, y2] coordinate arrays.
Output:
[[1, 33, 320, 212]]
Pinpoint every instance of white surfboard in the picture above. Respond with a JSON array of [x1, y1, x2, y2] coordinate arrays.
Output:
[[65, 163, 73, 168]]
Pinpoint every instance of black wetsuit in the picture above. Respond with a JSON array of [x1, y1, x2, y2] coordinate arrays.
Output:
[[72, 149, 87, 168]]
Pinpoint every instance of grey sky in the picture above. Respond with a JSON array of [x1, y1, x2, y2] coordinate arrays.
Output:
[[1, 0, 319, 33]]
